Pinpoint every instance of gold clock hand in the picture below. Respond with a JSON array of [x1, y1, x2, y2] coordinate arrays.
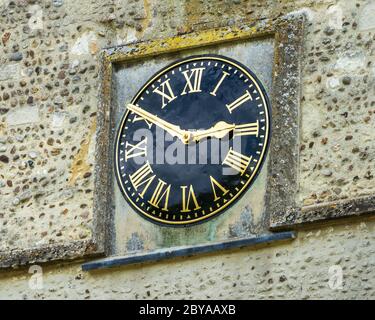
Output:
[[192, 121, 236, 142], [127, 104, 191, 144]]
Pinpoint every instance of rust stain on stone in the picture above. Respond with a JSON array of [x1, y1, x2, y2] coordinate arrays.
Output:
[[136, 0, 152, 38], [89, 41, 99, 55], [184, 0, 203, 31], [69, 119, 96, 185], [0, 122, 6, 135], [2, 32, 11, 46]]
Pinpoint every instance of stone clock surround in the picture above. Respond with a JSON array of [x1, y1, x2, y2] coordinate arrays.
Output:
[[84, 14, 304, 270]]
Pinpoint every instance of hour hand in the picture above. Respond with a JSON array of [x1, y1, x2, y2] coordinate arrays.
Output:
[[127, 104, 191, 144], [191, 121, 235, 142]]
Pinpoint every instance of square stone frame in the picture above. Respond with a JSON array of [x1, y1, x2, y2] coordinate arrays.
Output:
[[92, 14, 305, 263]]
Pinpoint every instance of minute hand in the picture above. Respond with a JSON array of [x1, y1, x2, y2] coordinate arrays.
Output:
[[127, 104, 190, 144], [192, 121, 235, 142]]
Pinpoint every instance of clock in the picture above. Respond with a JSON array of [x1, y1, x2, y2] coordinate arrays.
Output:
[[115, 54, 271, 226]]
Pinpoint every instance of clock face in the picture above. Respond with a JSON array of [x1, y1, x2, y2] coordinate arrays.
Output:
[[115, 55, 271, 226]]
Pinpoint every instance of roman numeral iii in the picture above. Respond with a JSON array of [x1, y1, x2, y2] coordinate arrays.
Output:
[[153, 79, 177, 108], [181, 68, 205, 95], [234, 121, 259, 137], [148, 179, 171, 211], [125, 138, 147, 161], [222, 148, 252, 175], [226, 90, 253, 113], [129, 161, 155, 198], [181, 185, 201, 212]]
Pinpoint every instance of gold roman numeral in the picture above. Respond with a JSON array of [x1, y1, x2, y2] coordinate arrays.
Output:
[[234, 121, 259, 137], [125, 138, 147, 161], [129, 161, 155, 198], [153, 79, 177, 108], [210, 176, 229, 201], [181, 185, 201, 212], [210, 71, 229, 96], [148, 178, 171, 211], [181, 68, 205, 95], [222, 147, 252, 175], [133, 114, 153, 129], [226, 90, 253, 113]]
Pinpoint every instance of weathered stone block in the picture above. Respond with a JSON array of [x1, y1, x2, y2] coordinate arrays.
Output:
[[6, 106, 40, 126]]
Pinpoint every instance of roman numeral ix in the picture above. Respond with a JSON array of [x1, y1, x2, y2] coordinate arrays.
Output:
[[125, 138, 147, 161]]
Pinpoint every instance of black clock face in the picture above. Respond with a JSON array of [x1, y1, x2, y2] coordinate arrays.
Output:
[[115, 55, 271, 226]]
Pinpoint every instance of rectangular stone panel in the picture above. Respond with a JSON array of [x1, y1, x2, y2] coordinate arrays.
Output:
[[108, 37, 275, 256]]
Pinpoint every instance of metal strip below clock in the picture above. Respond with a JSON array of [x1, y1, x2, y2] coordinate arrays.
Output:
[[114, 54, 271, 226]]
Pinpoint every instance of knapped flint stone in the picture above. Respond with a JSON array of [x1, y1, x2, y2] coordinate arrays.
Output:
[[9, 52, 23, 61], [0, 155, 9, 163], [342, 76, 351, 85], [52, 0, 64, 7], [6, 106, 40, 126]]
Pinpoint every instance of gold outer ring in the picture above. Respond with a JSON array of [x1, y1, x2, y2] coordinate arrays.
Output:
[[115, 56, 270, 225]]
